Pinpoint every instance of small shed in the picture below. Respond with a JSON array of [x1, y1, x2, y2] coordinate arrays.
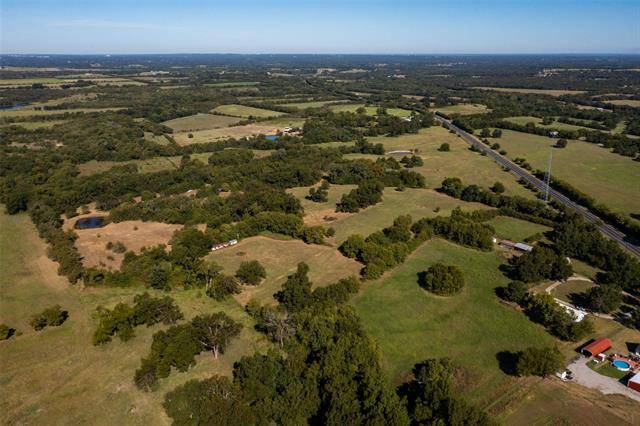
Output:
[[514, 242, 533, 252], [628, 373, 640, 393], [581, 338, 612, 357]]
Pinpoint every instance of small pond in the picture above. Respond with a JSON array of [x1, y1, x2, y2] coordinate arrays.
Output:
[[75, 216, 106, 229], [265, 135, 278, 141]]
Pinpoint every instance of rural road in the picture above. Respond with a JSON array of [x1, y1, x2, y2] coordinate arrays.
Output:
[[435, 116, 640, 258]]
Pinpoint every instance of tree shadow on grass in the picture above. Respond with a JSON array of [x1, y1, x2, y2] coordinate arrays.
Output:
[[496, 351, 520, 376]]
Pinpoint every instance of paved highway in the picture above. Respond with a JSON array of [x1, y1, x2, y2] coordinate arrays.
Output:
[[435, 116, 640, 258]]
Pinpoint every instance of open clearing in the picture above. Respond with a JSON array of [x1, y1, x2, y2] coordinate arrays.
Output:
[[486, 129, 640, 217], [173, 119, 305, 145], [328, 103, 413, 117], [0, 210, 268, 425], [162, 113, 242, 132], [486, 216, 550, 242], [431, 103, 490, 115], [288, 185, 490, 243], [356, 126, 535, 198], [203, 82, 259, 88], [352, 238, 555, 405], [73, 220, 183, 270], [206, 235, 362, 305], [605, 99, 640, 107], [473, 87, 586, 96], [211, 104, 284, 118], [503, 115, 597, 132], [0, 107, 124, 119], [281, 100, 350, 109], [0, 119, 66, 129]]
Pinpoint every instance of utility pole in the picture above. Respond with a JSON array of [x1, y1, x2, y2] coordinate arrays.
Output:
[[544, 148, 553, 202]]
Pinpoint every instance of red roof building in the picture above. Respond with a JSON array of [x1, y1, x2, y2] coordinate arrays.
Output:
[[628, 373, 640, 393], [581, 338, 612, 357]]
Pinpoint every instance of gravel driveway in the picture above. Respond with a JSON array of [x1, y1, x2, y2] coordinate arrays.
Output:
[[567, 358, 640, 402]]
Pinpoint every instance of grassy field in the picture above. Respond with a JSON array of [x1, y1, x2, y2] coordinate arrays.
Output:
[[551, 279, 596, 304], [206, 236, 362, 305], [473, 87, 585, 96], [605, 99, 640, 107], [485, 129, 640, 217], [203, 82, 259, 88], [504, 116, 595, 132], [328, 103, 413, 117], [0, 210, 268, 425], [359, 126, 535, 198], [486, 216, 550, 242], [431, 103, 491, 115], [352, 238, 556, 405], [173, 118, 305, 145], [211, 104, 284, 119], [281, 100, 350, 109], [288, 185, 490, 243], [0, 120, 66, 129], [162, 113, 242, 132], [0, 107, 124, 119]]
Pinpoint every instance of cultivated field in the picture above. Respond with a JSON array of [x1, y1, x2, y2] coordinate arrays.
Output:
[[605, 99, 640, 107], [211, 104, 284, 118], [432, 103, 490, 115], [206, 236, 362, 305], [173, 119, 305, 145], [162, 113, 242, 132], [0, 210, 268, 425], [486, 129, 640, 217], [473, 87, 585, 96]]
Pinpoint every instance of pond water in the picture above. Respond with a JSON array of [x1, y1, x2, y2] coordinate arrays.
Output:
[[75, 216, 106, 229], [265, 135, 278, 141], [0, 103, 27, 111]]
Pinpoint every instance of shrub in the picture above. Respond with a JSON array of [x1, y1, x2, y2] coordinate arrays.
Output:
[[491, 182, 505, 194], [30, 305, 69, 331], [498, 281, 529, 304], [235, 260, 266, 285], [516, 347, 564, 377], [555, 138, 568, 148], [584, 284, 622, 314], [418, 263, 465, 295], [438, 143, 450, 152], [207, 275, 241, 301], [0, 324, 15, 340]]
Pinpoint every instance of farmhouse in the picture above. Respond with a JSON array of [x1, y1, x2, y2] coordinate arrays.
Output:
[[581, 338, 612, 357], [628, 373, 640, 393]]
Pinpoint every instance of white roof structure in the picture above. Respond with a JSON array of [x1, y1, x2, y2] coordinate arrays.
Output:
[[629, 373, 640, 386], [514, 242, 533, 252]]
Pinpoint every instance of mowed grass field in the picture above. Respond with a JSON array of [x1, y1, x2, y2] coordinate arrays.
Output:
[[0, 107, 124, 119], [162, 113, 242, 132], [605, 99, 640, 108], [329, 103, 413, 117], [173, 118, 305, 145], [281, 100, 350, 109], [288, 185, 490, 243], [359, 126, 535, 198], [473, 87, 585, 96], [0, 120, 67, 130], [504, 115, 595, 132], [211, 104, 284, 118], [486, 216, 550, 242], [352, 238, 556, 405], [486, 129, 640, 217], [0, 210, 268, 425], [206, 236, 362, 305], [431, 103, 490, 115]]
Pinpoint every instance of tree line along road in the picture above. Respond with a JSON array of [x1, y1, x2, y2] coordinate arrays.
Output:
[[435, 115, 640, 258]]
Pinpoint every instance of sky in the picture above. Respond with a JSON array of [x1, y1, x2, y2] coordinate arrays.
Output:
[[1, 0, 639, 54]]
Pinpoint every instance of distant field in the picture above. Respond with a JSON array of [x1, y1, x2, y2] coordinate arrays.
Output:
[[473, 87, 585, 96], [361, 126, 535, 198], [0, 107, 124, 119], [173, 118, 305, 145], [162, 113, 242, 132], [211, 104, 284, 118], [486, 129, 640, 217], [352, 238, 555, 404], [0, 120, 66, 130], [206, 235, 362, 305], [503, 116, 596, 132], [0, 76, 143, 88], [281, 100, 350, 109], [328, 103, 413, 117], [486, 216, 550, 242], [432, 103, 490, 115], [605, 99, 640, 107], [204, 81, 259, 88], [288, 185, 489, 243], [0, 210, 268, 425]]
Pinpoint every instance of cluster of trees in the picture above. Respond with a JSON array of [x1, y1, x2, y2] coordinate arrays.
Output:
[[400, 155, 423, 168], [235, 260, 266, 285], [413, 209, 495, 251], [514, 347, 564, 377], [509, 245, 573, 283], [135, 312, 242, 391], [418, 263, 465, 295], [306, 180, 329, 203], [30, 305, 68, 331], [336, 179, 384, 212], [439, 177, 560, 225], [328, 158, 426, 190], [340, 215, 431, 279], [92, 293, 183, 345], [499, 284, 594, 341]]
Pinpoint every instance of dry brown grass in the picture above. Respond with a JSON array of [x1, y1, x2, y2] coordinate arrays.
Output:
[[74, 221, 182, 270], [174, 123, 284, 145]]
